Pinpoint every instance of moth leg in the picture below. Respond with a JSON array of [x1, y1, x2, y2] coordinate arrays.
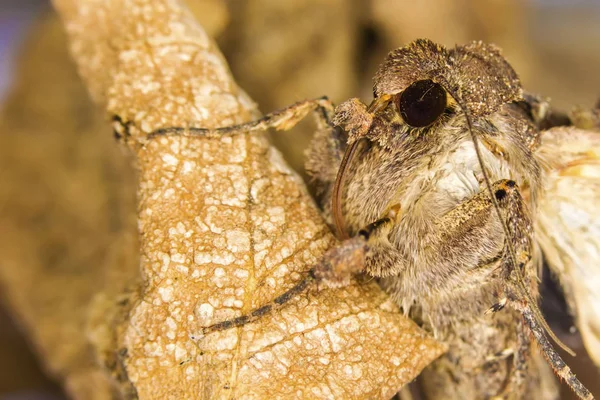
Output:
[[518, 92, 571, 131], [197, 208, 399, 337], [485, 348, 514, 363], [518, 92, 600, 130], [137, 97, 336, 139], [195, 236, 365, 338], [492, 181, 593, 400], [570, 104, 600, 129], [509, 297, 593, 400], [490, 317, 530, 400], [511, 316, 531, 396], [483, 322, 534, 400]]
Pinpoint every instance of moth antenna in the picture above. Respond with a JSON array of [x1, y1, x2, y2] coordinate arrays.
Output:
[[446, 89, 576, 357], [332, 139, 361, 240]]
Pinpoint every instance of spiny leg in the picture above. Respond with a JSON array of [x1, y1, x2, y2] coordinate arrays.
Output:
[[490, 314, 530, 400], [490, 181, 593, 400], [518, 92, 571, 131], [484, 316, 535, 399], [493, 180, 574, 356], [197, 236, 363, 338], [509, 298, 593, 400], [197, 210, 398, 338], [135, 97, 337, 139], [511, 315, 531, 395]]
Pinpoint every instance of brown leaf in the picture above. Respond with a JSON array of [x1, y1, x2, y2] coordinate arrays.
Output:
[[0, 0, 446, 398]]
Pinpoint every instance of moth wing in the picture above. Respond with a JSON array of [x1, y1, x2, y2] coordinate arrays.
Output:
[[535, 127, 600, 365]]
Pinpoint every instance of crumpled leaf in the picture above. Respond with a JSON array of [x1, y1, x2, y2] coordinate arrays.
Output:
[[47, 0, 445, 398]]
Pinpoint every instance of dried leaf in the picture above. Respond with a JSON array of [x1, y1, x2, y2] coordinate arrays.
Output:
[[0, 0, 445, 398]]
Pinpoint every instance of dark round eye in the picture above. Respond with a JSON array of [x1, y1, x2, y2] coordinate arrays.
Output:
[[396, 80, 447, 128]]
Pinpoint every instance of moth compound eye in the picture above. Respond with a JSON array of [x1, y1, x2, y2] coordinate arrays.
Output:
[[396, 80, 447, 128]]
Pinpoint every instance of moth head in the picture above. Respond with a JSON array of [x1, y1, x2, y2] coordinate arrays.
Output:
[[373, 39, 523, 124], [332, 39, 524, 239]]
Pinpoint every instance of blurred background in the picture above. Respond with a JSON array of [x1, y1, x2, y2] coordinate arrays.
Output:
[[0, 0, 599, 399]]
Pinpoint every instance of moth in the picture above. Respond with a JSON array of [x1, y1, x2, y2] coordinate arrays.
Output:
[[148, 39, 600, 399]]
